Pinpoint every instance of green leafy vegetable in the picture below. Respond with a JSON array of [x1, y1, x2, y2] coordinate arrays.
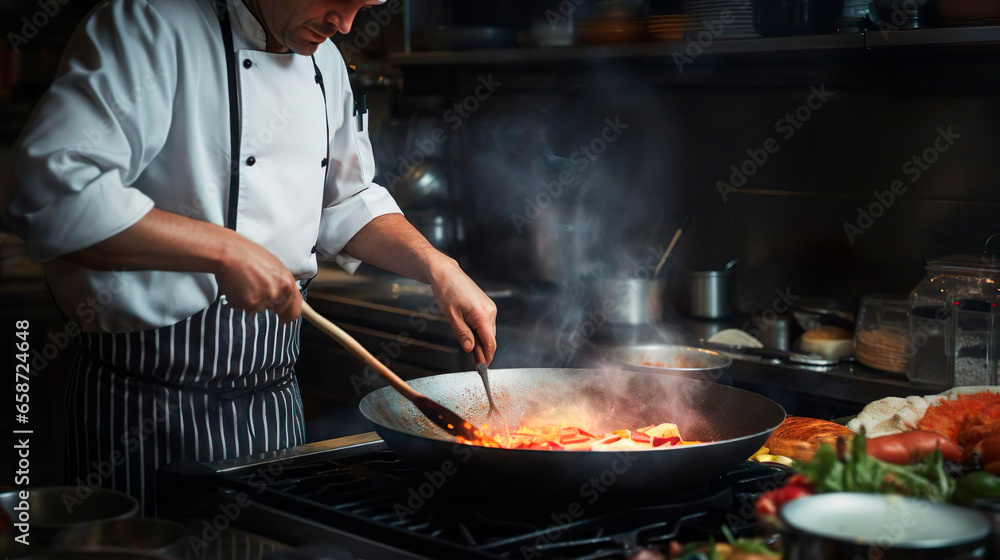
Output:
[[720, 525, 778, 556], [799, 431, 955, 503]]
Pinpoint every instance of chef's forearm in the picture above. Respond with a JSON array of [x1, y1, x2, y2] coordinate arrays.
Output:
[[342, 214, 457, 283], [60, 208, 237, 275]]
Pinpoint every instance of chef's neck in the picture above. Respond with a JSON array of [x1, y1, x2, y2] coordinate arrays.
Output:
[[240, 0, 290, 54]]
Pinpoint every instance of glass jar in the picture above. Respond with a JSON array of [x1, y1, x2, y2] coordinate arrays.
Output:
[[908, 255, 1000, 387], [854, 295, 911, 375]]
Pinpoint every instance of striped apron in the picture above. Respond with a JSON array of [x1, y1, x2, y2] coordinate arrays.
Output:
[[63, 5, 327, 517], [64, 303, 306, 516]]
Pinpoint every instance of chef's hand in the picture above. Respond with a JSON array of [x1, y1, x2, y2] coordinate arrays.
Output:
[[428, 257, 498, 366], [340, 215, 497, 363], [59, 208, 300, 322], [215, 232, 302, 322]]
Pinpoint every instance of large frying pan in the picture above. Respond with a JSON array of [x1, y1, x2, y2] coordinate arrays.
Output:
[[360, 368, 785, 499]]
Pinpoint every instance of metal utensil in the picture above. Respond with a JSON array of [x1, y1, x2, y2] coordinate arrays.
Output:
[[301, 301, 500, 447], [476, 362, 510, 441]]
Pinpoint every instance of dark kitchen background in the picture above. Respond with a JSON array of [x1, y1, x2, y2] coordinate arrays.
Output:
[[1, 0, 998, 487]]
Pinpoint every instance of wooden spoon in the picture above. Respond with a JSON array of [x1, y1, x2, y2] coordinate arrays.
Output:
[[300, 301, 500, 447]]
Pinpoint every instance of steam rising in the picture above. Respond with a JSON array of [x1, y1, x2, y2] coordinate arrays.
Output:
[[463, 69, 688, 367], [365, 369, 737, 444], [506, 366, 717, 441]]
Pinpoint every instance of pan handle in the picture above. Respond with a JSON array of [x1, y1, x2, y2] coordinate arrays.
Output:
[[300, 301, 423, 401]]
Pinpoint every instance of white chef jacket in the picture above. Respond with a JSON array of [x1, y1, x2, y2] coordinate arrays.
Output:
[[1, 0, 401, 333]]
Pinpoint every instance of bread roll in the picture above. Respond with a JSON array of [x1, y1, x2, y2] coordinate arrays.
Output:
[[800, 325, 853, 359], [765, 416, 853, 462]]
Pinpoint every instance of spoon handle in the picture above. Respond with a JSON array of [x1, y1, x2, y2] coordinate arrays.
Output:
[[301, 301, 422, 401]]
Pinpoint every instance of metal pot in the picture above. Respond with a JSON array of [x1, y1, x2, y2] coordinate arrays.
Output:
[[53, 519, 188, 558], [781, 493, 990, 559], [589, 278, 666, 325], [602, 344, 733, 383], [690, 270, 732, 319], [0, 487, 138, 547]]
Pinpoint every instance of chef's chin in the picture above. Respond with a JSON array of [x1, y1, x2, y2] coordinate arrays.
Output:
[[282, 36, 320, 55], [287, 28, 329, 55]]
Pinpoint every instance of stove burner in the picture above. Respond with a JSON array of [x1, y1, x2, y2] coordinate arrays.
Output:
[[165, 444, 790, 559]]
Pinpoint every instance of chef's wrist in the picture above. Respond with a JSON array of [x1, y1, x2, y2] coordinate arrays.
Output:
[[208, 227, 242, 276], [424, 252, 461, 287]]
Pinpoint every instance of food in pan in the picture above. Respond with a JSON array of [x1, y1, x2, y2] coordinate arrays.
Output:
[[459, 422, 702, 451], [763, 416, 853, 463], [638, 355, 711, 369]]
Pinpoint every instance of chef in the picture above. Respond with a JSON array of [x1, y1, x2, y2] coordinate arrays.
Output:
[[0, 0, 497, 516]]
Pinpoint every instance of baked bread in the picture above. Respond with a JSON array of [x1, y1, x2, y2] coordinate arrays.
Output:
[[800, 325, 853, 359], [765, 416, 853, 462]]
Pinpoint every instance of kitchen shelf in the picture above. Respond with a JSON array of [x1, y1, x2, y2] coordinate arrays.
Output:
[[866, 24, 1000, 48], [387, 33, 865, 66], [386, 26, 1000, 66]]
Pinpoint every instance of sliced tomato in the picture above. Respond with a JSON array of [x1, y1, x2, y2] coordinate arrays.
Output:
[[755, 484, 813, 518], [631, 431, 652, 444], [652, 436, 681, 447]]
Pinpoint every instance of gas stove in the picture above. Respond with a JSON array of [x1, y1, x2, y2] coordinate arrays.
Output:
[[158, 433, 790, 559]]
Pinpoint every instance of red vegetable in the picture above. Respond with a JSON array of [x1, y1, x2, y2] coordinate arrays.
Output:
[[652, 436, 681, 448], [864, 431, 961, 464], [755, 482, 813, 517], [965, 434, 1000, 466], [631, 431, 652, 444]]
